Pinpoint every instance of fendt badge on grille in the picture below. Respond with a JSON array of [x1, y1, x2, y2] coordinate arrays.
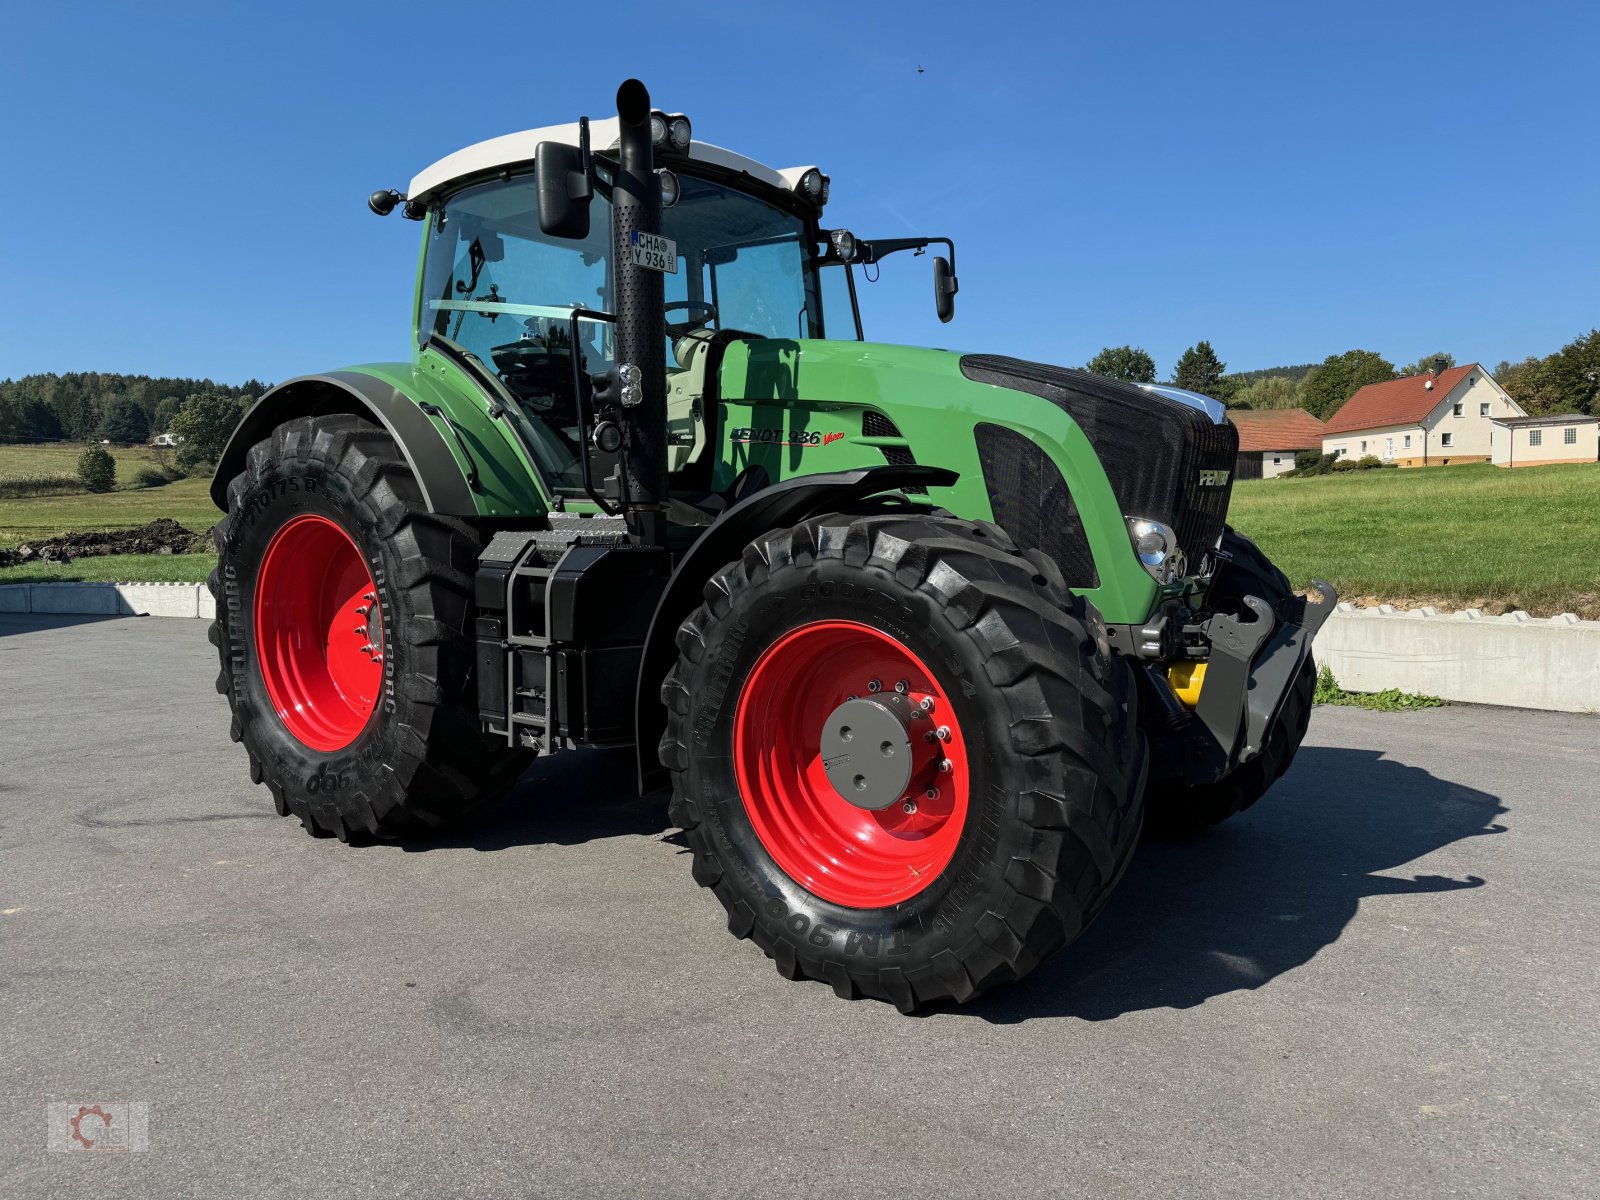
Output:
[[1197, 469, 1231, 487]]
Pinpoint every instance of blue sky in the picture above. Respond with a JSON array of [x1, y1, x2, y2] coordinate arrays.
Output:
[[1, 1, 1595, 385]]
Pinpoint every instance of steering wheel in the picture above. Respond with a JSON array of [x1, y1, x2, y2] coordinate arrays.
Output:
[[664, 300, 718, 339]]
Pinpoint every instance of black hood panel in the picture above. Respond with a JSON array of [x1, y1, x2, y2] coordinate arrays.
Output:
[[960, 355, 1237, 574]]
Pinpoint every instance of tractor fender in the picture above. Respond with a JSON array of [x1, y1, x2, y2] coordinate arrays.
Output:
[[634, 464, 958, 794], [210, 372, 478, 515]]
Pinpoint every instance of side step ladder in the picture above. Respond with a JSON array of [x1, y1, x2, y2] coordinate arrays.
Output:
[[475, 514, 668, 753]]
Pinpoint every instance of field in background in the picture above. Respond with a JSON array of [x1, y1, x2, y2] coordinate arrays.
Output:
[[0, 552, 215, 583], [1228, 460, 1600, 618], [0, 441, 174, 480], [0, 476, 218, 546], [1, 444, 217, 583]]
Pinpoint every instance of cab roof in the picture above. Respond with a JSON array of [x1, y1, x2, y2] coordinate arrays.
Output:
[[408, 117, 819, 206]]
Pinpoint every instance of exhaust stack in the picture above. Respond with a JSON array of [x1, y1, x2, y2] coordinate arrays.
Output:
[[611, 79, 667, 548]]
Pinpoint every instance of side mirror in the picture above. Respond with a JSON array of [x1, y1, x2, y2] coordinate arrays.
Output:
[[536, 141, 593, 240], [933, 255, 958, 323]]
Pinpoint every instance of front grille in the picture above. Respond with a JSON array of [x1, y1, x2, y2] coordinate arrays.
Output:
[[975, 423, 1098, 587], [959, 355, 1237, 572]]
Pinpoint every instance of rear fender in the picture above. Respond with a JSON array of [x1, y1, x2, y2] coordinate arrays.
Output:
[[634, 464, 958, 793], [211, 371, 496, 516]]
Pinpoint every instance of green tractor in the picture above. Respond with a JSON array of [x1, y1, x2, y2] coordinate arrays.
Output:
[[207, 80, 1332, 1012]]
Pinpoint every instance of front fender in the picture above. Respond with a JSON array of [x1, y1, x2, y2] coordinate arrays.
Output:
[[634, 463, 957, 794]]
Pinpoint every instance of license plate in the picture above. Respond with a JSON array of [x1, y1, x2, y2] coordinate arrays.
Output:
[[630, 230, 678, 274]]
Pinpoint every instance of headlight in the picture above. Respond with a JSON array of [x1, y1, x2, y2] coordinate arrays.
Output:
[[798, 168, 825, 199], [667, 114, 692, 150], [1126, 517, 1187, 584], [649, 112, 669, 147], [657, 168, 680, 208]]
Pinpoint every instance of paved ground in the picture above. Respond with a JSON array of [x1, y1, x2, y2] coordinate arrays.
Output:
[[1, 612, 1595, 1199]]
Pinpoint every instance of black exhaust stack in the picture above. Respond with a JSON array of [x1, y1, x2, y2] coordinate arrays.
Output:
[[611, 79, 667, 549]]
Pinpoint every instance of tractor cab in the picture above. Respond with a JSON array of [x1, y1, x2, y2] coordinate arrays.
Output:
[[409, 123, 849, 507]]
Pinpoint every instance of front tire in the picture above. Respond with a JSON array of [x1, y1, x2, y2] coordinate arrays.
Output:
[[660, 511, 1147, 1011], [206, 414, 528, 841]]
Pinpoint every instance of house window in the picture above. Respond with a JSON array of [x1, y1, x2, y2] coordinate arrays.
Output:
[[1529, 429, 1542, 447], [1565, 427, 1578, 446], [1453, 403, 1464, 417], [1272, 455, 1281, 464], [1441, 432, 1454, 448], [1480, 402, 1490, 416], [1403, 434, 1412, 448], [1360, 440, 1367, 452]]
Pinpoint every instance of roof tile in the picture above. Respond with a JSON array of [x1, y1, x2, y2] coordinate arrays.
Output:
[[1323, 364, 1478, 435]]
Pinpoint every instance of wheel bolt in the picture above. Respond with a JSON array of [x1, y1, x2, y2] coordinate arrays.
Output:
[[936, 725, 951, 742], [919, 697, 935, 713], [363, 592, 376, 602], [867, 679, 882, 693], [894, 679, 909, 694], [902, 799, 918, 815], [937, 758, 953, 773], [355, 605, 369, 616], [924, 786, 940, 802]]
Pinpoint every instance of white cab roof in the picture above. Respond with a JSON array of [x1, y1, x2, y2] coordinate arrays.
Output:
[[408, 117, 817, 204]]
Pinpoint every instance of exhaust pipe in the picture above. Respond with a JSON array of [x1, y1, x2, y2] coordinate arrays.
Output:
[[611, 78, 667, 548]]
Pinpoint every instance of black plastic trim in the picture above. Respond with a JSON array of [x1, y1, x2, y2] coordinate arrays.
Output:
[[209, 371, 478, 515]]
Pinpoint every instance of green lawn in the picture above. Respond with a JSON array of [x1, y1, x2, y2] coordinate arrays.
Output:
[[0, 475, 220, 546], [1228, 460, 1600, 618], [0, 441, 170, 480], [0, 553, 215, 583]]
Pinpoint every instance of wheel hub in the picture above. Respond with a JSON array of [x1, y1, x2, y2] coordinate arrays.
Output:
[[820, 695, 916, 810]]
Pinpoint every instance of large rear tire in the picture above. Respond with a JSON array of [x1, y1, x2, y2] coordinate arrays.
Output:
[[206, 414, 529, 841], [660, 511, 1147, 1011], [1144, 528, 1315, 835]]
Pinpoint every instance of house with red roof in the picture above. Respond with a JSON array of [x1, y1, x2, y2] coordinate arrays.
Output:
[[1229, 408, 1327, 479], [1321, 359, 1524, 467]]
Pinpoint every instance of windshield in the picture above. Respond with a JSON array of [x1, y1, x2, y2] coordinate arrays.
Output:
[[418, 169, 832, 494]]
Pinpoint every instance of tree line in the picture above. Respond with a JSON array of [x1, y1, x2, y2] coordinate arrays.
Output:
[[0, 372, 266, 469], [1085, 329, 1600, 422], [0, 372, 264, 445]]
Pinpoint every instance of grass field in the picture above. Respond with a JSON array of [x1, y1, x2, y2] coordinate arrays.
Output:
[[0, 475, 219, 546], [1229, 460, 1600, 618], [0, 441, 173, 480], [1, 444, 219, 583]]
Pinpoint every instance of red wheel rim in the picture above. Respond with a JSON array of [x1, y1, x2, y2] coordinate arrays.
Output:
[[254, 514, 384, 752], [733, 620, 971, 908]]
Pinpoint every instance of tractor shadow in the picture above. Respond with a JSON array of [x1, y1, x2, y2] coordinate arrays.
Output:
[[965, 744, 1507, 1024], [403, 748, 671, 852]]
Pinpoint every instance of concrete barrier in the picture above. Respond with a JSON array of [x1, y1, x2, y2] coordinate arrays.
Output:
[[1316, 603, 1600, 714], [0, 582, 215, 620]]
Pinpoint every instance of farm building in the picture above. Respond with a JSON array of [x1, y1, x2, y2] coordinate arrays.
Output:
[[1322, 360, 1523, 467], [1228, 408, 1327, 480], [1490, 414, 1600, 468]]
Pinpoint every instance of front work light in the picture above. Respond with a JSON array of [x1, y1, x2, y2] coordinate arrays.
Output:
[[658, 168, 680, 207], [798, 168, 825, 198], [667, 114, 692, 150], [829, 229, 857, 262]]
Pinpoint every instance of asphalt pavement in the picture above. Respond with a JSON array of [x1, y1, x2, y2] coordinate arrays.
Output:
[[1, 612, 1595, 1199]]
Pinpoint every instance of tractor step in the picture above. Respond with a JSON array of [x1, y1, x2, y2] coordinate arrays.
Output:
[[474, 520, 668, 754]]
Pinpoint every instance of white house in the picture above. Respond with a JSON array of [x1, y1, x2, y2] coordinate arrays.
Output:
[[1490, 414, 1600, 468], [1321, 360, 1523, 467]]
